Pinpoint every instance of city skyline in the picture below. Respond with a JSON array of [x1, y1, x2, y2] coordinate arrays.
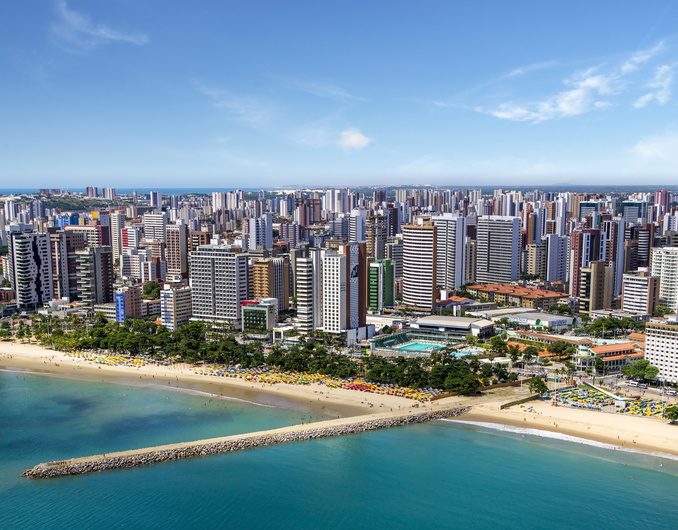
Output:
[[2, 1, 678, 187]]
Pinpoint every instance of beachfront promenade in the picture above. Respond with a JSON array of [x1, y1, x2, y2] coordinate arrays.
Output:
[[23, 406, 468, 479]]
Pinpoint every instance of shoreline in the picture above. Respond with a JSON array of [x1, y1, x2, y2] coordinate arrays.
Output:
[[0, 341, 422, 418], [456, 399, 678, 458], [4, 340, 678, 461]]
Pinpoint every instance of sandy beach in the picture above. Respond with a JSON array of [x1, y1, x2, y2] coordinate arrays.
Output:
[[460, 398, 678, 457], [0, 341, 421, 418], [4, 340, 678, 459]]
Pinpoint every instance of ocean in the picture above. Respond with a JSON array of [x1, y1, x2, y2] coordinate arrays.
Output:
[[3, 369, 678, 529]]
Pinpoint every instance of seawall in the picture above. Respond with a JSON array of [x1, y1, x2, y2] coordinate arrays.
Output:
[[23, 407, 468, 479]]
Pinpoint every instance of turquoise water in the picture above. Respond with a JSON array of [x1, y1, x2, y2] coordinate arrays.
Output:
[[3, 370, 678, 528], [397, 341, 443, 352]]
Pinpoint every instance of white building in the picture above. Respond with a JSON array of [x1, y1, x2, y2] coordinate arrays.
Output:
[[143, 212, 167, 244], [295, 248, 323, 333], [651, 247, 678, 312], [432, 213, 465, 290], [476, 216, 521, 283], [402, 221, 436, 311], [322, 251, 346, 333], [189, 245, 248, 326], [160, 286, 192, 331], [621, 270, 659, 316], [645, 317, 678, 383], [109, 212, 125, 262]]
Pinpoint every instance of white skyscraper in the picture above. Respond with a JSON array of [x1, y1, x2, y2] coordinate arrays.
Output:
[[189, 245, 249, 326], [110, 211, 125, 262], [143, 212, 168, 244], [402, 221, 436, 311], [476, 216, 521, 283], [651, 247, 678, 312], [322, 251, 347, 333], [432, 213, 466, 290]]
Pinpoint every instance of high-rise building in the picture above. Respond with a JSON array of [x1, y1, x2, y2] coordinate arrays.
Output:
[[476, 216, 521, 283], [348, 208, 366, 242], [432, 214, 466, 290], [651, 247, 678, 312], [645, 317, 678, 383], [525, 242, 547, 279], [402, 221, 437, 311], [578, 260, 613, 314], [251, 257, 289, 312], [322, 251, 347, 333], [295, 248, 323, 334], [103, 187, 116, 200], [385, 240, 403, 279], [149, 191, 163, 210], [339, 241, 367, 330], [110, 211, 125, 263], [248, 213, 273, 251], [569, 228, 601, 296], [160, 285, 193, 331], [166, 222, 189, 280], [85, 186, 98, 198], [143, 212, 167, 244], [621, 270, 659, 315], [545, 234, 568, 283], [366, 215, 387, 259], [76, 246, 114, 307], [368, 259, 395, 312], [7, 228, 53, 311], [189, 246, 248, 326]]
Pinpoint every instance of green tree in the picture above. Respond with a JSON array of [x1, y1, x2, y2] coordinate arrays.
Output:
[[621, 359, 659, 382], [490, 335, 508, 354], [528, 377, 548, 395], [142, 281, 162, 300], [665, 405, 678, 424]]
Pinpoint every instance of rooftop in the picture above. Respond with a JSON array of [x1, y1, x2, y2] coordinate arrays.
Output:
[[467, 283, 564, 299]]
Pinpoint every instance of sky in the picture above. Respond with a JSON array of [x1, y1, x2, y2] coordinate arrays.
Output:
[[1, 0, 678, 188]]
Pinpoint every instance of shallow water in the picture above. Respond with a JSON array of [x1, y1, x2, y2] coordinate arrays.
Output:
[[2, 370, 678, 529]]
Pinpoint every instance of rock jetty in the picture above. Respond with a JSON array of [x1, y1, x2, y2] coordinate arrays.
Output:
[[23, 407, 467, 479]]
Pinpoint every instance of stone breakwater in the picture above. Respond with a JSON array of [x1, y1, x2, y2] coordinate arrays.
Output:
[[23, 407, 468, 479]]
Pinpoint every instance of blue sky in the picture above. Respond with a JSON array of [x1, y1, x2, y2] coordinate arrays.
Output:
[[1, 0, 678, 188]]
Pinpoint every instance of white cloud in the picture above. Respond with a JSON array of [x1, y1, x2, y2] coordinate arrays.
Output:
[[631, 133, 678, 161], [480, 41, 666, 123], [504, 60, 558, 78], [337, 128, 372, 150], [633, 63, 676, 108], [621, 41, 665, 74], [51, 0, 148, 51], [290, 80, 364, 102], [482, 68, 618, 123], [192, 80, 272, 129]]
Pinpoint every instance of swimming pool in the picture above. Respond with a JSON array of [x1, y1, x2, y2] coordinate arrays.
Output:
[[396, 341, 444, 352]]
